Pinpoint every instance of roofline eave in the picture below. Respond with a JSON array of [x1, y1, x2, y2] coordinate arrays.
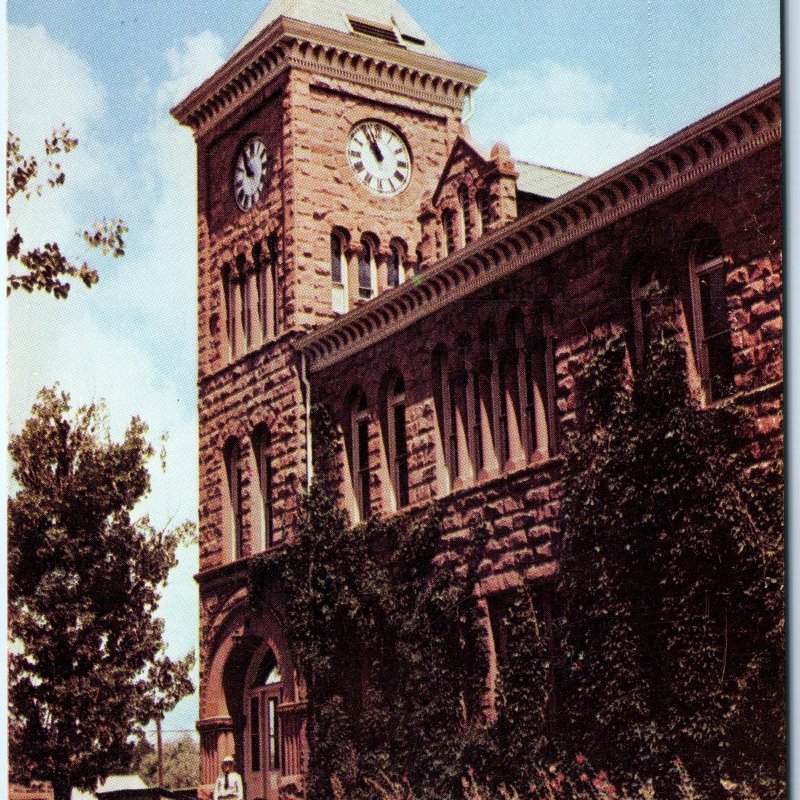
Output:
[[171, 16, 486, 129]]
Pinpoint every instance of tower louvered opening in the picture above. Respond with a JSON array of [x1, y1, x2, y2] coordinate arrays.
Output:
[[348, 16, 401, 45]]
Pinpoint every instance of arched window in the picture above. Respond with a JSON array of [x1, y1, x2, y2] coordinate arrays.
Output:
[[358, 238, 377, 299], [523, 316, 554, 459], [253, 243, 265, 344], [222, 264, 235, 361], [223, 439, 244, 561], [251, 426, 274, 550], [432, 345, 452, 495], [442, 209, 457, 256], [689, 227, 733, 402], [453, 334, 472, 482], [477, 322, 501, 473], [331, 230, 348, 313], [476, 190, 491, 236], [351, 390, 371, 521], [502, 310, 526, 466], [459, 184, 473, 244], [267, 233, 279, 338], [386, 374, 409, 509], [238, 253, 253, 350], [388, 242, 404, 288], [631, 267, 659, 370]]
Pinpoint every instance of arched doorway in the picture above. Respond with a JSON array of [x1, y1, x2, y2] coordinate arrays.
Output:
[[244, 648, 283, 800]]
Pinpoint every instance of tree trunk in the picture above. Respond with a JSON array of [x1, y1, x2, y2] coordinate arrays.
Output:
[[51, 773, 72, 800]]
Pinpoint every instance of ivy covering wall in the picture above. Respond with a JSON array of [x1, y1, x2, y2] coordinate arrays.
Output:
[[249, 311, 783, 800], [555, 314, 783, 799]]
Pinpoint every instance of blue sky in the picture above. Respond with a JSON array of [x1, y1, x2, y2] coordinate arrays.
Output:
[[6, 0, 780, 746]]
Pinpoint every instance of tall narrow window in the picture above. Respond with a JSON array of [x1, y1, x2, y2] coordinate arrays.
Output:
[[489, 324, 505, 469], [352, 390, 371, 521], [459, 184, 473, 244], [331, 233, 344, 284], [471, 370, 484, 474], [224, 440, 244, 561], [223, 264, 234, 361], [252, 426, 274, 550], [358, 239, 376, 299], [449, 379, 460, 482], [432, 345, 452, 494], [267, 233, 279, 338], [497, 348, 509, 466], [331, 231, 348, 313], [442, 209, 457, 256], [238, 254, 252, 350], [689, 228, 733, 402], [503, 311, 526, 465], [253, 243, 265, 342], [477, 323, 500, 473], [454, 334, 472, 482], [477, 190, 491, 235], [524, 319, 551, 459], [631, 269, 659, 370], [387, 374, 409, 509], [388, 243, 404, 288]]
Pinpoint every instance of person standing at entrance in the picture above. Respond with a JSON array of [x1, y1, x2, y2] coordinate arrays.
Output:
[[213, 755, 243, 800]]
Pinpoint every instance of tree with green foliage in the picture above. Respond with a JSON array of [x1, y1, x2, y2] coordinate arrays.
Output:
[[133, 734, 200, 789], [6, 127, 127, 298], [555, 312, 784, 798], [8, 387, 196, 800]]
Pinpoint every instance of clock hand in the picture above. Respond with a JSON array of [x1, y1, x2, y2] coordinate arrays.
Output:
[[244, 157, 255, 179], [365, 126, 384, 162]]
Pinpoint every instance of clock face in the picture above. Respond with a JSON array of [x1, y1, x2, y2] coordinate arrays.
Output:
[[347, 121, 411, 197], [234, 136, 268, 211]]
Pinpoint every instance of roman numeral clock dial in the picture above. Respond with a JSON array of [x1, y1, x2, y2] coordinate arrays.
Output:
[[233, 136, 268, 211], [347, 121, 411, 197]]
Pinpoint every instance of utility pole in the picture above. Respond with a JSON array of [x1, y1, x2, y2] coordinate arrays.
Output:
[[156, 716, 164, 788]]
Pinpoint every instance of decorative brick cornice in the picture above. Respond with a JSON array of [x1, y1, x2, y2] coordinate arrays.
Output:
[[171, 17, 485, 136], [298, 79, 781, 373]]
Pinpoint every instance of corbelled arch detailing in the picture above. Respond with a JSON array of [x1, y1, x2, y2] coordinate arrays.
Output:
[[198, 591, 305, 784]]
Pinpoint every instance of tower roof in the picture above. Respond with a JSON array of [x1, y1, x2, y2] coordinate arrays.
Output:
[[234, 0, 450, 60]]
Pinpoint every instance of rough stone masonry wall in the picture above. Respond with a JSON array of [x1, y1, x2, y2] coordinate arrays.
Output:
[[195, 333, 305, 723], [287, 67, 464, 326], [196, 72, 293, 381], [198, 336, 306, 570], [311, 140, 782, 595]]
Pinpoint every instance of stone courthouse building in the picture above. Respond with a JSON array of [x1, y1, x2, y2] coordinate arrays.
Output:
[[171, 1, 782, 798]]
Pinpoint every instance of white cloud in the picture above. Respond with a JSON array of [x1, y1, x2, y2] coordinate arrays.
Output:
[[469, 61, 657, 176], [8, 27, 225, 741], [7, 24, 128, 260], [159, 31, 226, 109], [8, 23, 107, 145]]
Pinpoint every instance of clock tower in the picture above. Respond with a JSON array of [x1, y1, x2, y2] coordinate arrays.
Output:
[[172, 2, 484, 797]]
